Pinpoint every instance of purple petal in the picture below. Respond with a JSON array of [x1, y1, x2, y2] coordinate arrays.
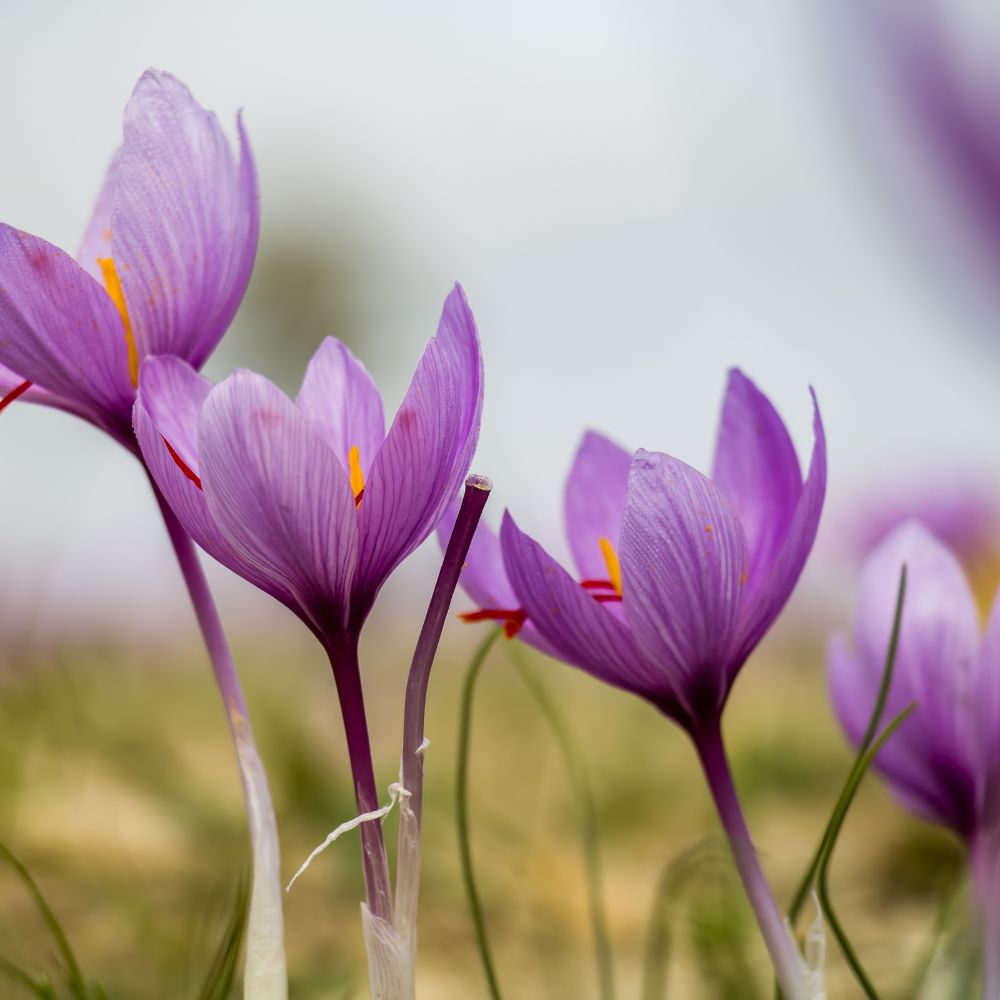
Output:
[[563, 430, 632, 581], [198, 370, 358, 628], [730, 387, 827, 666], [500, 511, 661, 699], [0, 224, 134, 421], [76, 151, 120, 283], [619, 450, 749, 721], [112, 71, 259, 367], [295, 337, 385, 476], [831, 521, 980, 835], [134, 374, 291, 606], [354, 284, 483, 610], [711, 369, 802, 587]]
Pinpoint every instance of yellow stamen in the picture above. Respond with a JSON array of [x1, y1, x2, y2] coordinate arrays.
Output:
[[598, 536, 622, 596], [348, 445, 365, 506], [97, 257, 139, 387]]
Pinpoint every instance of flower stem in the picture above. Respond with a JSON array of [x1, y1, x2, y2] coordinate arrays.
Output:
[[396, 475, 492, 945], [693, 719, 804, 1000], [456, 627, 505, 1000], [153, 486, 287, 999], [322, 630, 395, 924], [970, 829, 1000, 1000]]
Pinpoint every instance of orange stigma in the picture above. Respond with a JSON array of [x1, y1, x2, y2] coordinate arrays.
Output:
[[161, 436, 203, 490], [97, 257, 139, 388], [598, 537, 622, 596], [0, 380, 33, 414], [348, 445, 365, 506]]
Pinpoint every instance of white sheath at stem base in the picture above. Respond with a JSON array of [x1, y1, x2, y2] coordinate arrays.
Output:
[[232, 711, 288, 1000], [361, 904, 414, 1000]]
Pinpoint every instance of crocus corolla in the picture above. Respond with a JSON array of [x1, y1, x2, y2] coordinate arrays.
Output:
[[829, 520, 1000, 997], [447, 369, 826, 998], [0, 71, 284, 998], [0, 69, 258, 445], [134, 284, 483, 937]]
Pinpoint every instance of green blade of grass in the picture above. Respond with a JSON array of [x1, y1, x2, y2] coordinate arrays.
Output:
[[0, 840, 88, 999], [787, 565, 908, 932], [197, 870, 250, 1000], [455, 627, 505, 1000], [817, 703, 916, 998], [0, 955, 57, 998], [506, 645, 616, 1000]]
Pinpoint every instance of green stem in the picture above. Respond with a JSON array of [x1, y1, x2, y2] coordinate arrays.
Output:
[[506, 646, 616, 1000], [455, 628, 505, 1000]]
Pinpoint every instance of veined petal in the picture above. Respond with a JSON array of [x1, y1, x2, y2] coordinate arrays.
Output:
[[500, 511, 660, 699], [711, 369, 802, 586], [199, 371, 358, 628], [619, 450, 749, 721], [296, 337, 385, 475], [113, 71, 260, 367], [134, 391, 292, 607], [563, 430, 632, 581], [730, 387, 827, 667], [138, 355, 210, 470], [76, 151, 120, 283], [0, 225, 134, 419], [355, 284, 483, 610]]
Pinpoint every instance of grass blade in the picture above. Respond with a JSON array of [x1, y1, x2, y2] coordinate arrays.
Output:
[[197, 870, 250, 1000]]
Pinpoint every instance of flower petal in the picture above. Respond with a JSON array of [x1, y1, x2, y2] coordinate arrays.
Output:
[[563, 430, 632, 581], [500, 511, 660, 699], [730, 387, 827, 666], [0, 224, 134, 421], [354, 284, 483, 611], [619, 450, 749, 722], [113, 71, 260, 367], [198, 370, 358, 629], [711, 369, 802, 583], [76, 151, 120, 283], [295, 337, 385, 475], [835, 521, 980, 835]]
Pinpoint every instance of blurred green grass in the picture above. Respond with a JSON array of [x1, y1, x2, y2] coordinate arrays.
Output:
[[0, 628, 972, 997]]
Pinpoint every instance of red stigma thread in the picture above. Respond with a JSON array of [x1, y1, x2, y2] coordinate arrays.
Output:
[[458, 607, 527, 638], [0, 380, 32, 414], [580, 579, 617, 591], [161, 436, 203, 490]]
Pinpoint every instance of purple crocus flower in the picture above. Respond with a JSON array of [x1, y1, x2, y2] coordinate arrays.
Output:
[[829, 520, 1000, 996], [0, 71, 285, 996], [134, 284, 483, 933], [450, 369, 826, 997], [0, 69, 258, 446]]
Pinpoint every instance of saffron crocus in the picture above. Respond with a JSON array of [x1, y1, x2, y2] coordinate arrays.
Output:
[[829, 520, 1000, 997], [134, 284, 483, 994], [450, 370, 826, 999], [0, 71, 285, 997]]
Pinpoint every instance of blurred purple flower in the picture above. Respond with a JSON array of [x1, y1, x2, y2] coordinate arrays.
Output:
[[828, 520, 1000, 993], [829, 520, 1000, 838], [0, 69, 258, 446], [453, 369, 826, 732], [134, 284, 483, 921]]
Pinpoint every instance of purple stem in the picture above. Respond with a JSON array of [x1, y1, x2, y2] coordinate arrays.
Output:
[[693, 719, 804, 1000], [322, 628, 395, 924], [396, 475, 492, 935], [970, 828, 1000, 1000]]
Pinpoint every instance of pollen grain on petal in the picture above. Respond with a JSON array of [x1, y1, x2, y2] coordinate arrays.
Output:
[[598, 536, 622, 596], [0, 379, 33, 414], [161, 435, 203, 490], [97, 257, 139, 388]]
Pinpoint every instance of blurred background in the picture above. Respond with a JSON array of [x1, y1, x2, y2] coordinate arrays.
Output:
[[1, 0, 999, 996]]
